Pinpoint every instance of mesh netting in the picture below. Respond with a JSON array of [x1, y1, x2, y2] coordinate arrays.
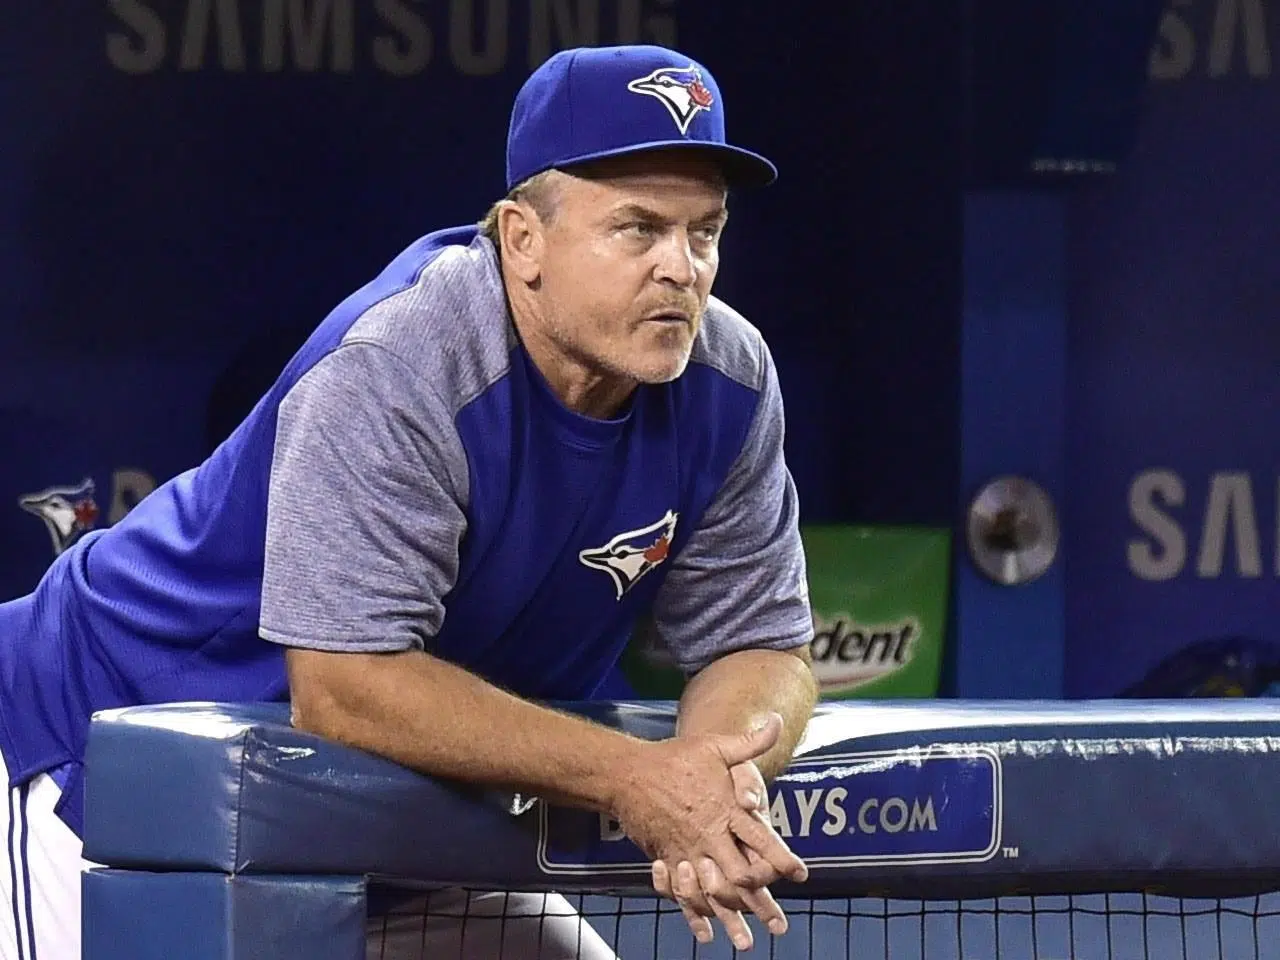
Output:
[[366, 885, 1280, 959]]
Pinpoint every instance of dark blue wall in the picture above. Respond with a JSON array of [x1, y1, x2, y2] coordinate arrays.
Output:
[[0, 2, 966, 598], [1064, 6, 1280, 698], [14, 3, 1248, 706]]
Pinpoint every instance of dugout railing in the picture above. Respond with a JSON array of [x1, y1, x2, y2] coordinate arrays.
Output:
[[80, 699, 1280, 959]]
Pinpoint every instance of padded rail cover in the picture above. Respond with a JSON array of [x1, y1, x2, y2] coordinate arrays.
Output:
[[84, 700, 1280, 899], [82, 871, 366, 960]]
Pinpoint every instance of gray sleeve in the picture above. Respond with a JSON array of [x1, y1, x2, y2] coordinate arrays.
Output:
[[258, 341, 468, 652], [648, 337, 814, 675]]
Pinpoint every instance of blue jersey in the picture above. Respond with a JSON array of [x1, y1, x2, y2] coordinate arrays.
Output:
[[0, 227, 812, 833]]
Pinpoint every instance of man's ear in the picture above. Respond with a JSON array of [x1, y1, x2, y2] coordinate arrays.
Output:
[[497, 201, 544, 285]]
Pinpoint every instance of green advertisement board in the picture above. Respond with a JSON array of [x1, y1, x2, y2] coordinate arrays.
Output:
[[620, 525, 952, 700]]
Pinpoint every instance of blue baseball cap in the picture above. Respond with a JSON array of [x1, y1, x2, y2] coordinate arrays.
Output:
[[506, 45, 777, 191]]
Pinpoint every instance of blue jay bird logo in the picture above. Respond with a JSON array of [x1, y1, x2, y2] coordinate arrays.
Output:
[[626, 65, 715, 135], [580, 510, 679, 600], [19, 478, 100, 556]]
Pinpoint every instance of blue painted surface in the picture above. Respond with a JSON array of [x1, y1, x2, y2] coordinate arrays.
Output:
[[955, 191, 1067, 699]]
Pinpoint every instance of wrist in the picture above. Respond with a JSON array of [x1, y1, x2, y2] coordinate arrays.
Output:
[[584, 728, 649, 815]]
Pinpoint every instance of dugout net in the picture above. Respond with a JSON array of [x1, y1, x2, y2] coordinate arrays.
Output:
[[367, 888, 1280, 959]]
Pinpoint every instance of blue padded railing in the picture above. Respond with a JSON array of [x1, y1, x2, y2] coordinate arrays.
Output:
[[81, 699, 1280, 959]]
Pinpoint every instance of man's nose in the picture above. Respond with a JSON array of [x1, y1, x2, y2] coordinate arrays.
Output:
[[653, 230, 698, 287]]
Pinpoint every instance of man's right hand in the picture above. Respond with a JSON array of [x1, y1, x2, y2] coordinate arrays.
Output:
[[607, 713, 807, 947]]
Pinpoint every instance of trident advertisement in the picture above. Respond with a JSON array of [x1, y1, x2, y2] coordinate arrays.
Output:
[[620, 526, 951, 700], [1064, 1, 1280, 697]]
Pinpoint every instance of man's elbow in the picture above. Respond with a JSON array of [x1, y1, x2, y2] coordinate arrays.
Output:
[[285, 647, 354, 739], [698, 642, 818, 700], [285, 645, 425, 741], [780, 641, 818, 691], [788, 640, 814, 670]]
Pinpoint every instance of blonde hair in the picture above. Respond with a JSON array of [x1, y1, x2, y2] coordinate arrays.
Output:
[[477, 170, 561, 245]]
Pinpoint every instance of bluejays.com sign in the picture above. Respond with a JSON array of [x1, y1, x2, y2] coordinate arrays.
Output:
[[536, 746, 1003, 875]]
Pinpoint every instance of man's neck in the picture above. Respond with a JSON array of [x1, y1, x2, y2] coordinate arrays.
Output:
[[506, 289, 636, 421]]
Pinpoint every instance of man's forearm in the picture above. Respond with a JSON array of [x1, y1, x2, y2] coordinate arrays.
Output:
[[675, 646, 819, 782], [287, 647, 644, 813]]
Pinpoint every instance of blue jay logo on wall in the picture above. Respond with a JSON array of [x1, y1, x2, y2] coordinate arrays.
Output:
[[17, 469, 158, 559], [18, 478, 100, 557]]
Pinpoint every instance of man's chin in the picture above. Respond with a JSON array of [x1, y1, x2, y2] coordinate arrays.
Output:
[[632, 350, 692, 385]]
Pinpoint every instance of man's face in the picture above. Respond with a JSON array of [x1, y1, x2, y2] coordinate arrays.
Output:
[[531, 153, 728, 386]]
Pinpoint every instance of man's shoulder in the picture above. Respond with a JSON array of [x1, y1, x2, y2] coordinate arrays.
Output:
[[689, 295, 770, 393], [333, 228, 515, 415]]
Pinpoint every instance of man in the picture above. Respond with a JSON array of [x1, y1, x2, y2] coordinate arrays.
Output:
[[0, 43, 818, 959]]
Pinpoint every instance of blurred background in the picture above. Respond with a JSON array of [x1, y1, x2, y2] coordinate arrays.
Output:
[[3, 0, 1278, 705]]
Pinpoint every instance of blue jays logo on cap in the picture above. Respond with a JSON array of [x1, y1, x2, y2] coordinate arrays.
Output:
[[505, 45, 778, 191], [626, 65, 715, 135]]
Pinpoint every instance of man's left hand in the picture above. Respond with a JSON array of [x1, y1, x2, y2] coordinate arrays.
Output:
[[651, 760, 795, 951]]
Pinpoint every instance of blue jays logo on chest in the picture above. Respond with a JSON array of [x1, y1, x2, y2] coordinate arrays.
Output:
[[579, 510, 678, 600]]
